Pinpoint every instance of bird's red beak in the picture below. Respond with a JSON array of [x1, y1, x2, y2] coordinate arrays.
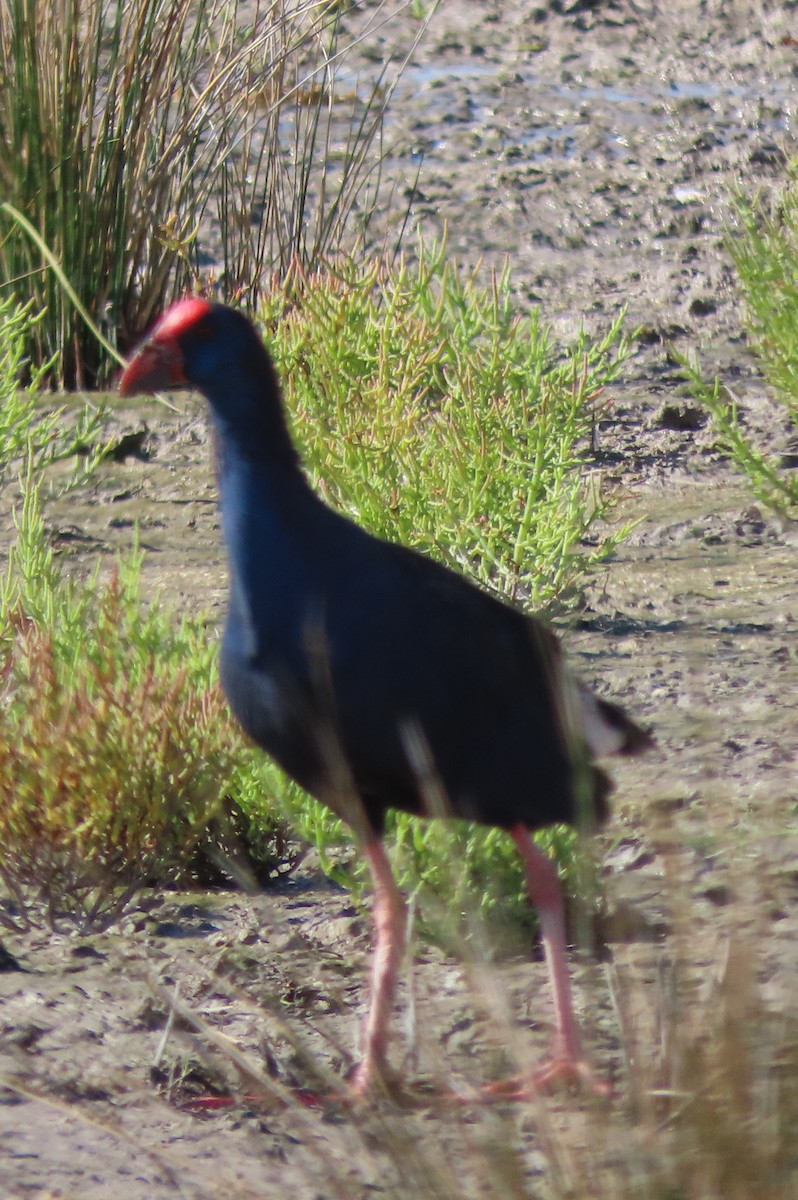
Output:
[[119, 336, 187, 397]]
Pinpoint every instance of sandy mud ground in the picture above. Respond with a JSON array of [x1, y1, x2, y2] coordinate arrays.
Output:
[[2, 3, 798, 1197]]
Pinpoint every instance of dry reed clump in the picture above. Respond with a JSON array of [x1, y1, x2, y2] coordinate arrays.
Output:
[[0, 0, 432, 386]]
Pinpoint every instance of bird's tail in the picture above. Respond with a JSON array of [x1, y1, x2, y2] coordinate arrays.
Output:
[[576, 681, 654, 759]]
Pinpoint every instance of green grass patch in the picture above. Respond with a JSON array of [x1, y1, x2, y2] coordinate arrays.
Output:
[[264, 240, 635, 611], [690, 174, 798, 513], [729, 175, 798, 410], [0, 300, 290, 930], [0, 297, 107, 490], [0, 479, 295, 932]]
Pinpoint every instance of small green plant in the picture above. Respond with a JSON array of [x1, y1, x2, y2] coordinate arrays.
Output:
[[0, 296, 106, 489], [263, 240, 635, 613], [684, 356, 798, 512], [691, 176, 798, 513], [386, 815, 587, 952], [0, 473, 302, 931], [0, 577, 234, 932], [0, 458, 251, 932], [729, 175, 798, 410], [0, 297, 108, 653], [0, 303, 291, 929], [240, 757, 585, 949]]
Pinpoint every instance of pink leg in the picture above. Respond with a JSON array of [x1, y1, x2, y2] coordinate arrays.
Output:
[[508, 824, 607, 1094], [349, 839, 408, 1096]]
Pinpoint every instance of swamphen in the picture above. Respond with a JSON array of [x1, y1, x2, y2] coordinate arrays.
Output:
[[120, 298, 651, 1097]]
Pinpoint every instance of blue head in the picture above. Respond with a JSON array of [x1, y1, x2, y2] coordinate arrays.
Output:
[[120, 299, 295, 464]]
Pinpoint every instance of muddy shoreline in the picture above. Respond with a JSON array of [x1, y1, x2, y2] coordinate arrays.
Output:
[[3, 4, 798, 1198]]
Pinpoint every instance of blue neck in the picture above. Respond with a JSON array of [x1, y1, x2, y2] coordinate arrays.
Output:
[[212, 419, 330, 655]]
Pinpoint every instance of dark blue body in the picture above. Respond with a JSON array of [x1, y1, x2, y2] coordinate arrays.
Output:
[[177, 306, 608, 837]]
